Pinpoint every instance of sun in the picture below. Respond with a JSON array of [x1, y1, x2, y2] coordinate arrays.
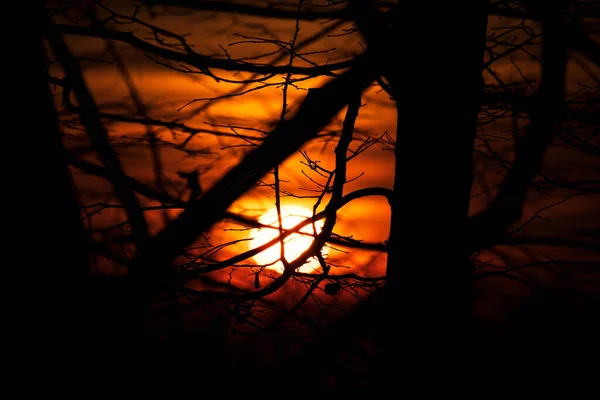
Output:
[[251, 204, 326, 274]]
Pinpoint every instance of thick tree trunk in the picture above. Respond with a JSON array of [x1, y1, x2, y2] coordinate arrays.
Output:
[[383, 2, 490, 364]]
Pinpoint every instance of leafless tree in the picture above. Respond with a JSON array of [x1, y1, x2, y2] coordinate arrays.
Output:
[[30, 0, 599, 389]]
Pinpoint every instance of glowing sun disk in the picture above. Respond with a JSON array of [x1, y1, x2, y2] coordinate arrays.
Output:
[[251, 205, 325, 274]]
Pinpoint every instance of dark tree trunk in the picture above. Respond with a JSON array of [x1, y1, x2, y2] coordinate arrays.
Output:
[[279, 3, 492, 390], [28, 4, 91, 361], [383, 1, 490, 366]]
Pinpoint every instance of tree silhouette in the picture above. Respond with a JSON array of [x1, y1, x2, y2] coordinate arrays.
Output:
[[31, 0, 599, 390]]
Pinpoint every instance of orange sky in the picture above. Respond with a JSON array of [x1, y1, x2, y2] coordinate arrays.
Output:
[[54, 2, 599, 322]]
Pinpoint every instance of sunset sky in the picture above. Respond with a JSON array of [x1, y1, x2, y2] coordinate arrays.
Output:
[[48, 0, 600, 325]]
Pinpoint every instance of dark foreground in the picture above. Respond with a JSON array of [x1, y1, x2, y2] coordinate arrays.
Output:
[[25, 274, 600, 394]]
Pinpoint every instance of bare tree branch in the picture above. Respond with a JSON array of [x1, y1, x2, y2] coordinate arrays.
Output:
[[44, 8, 149, 248], [53, 23, 355, 76], [469, 1, 569, 250], [133, 53, 378, 290]]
